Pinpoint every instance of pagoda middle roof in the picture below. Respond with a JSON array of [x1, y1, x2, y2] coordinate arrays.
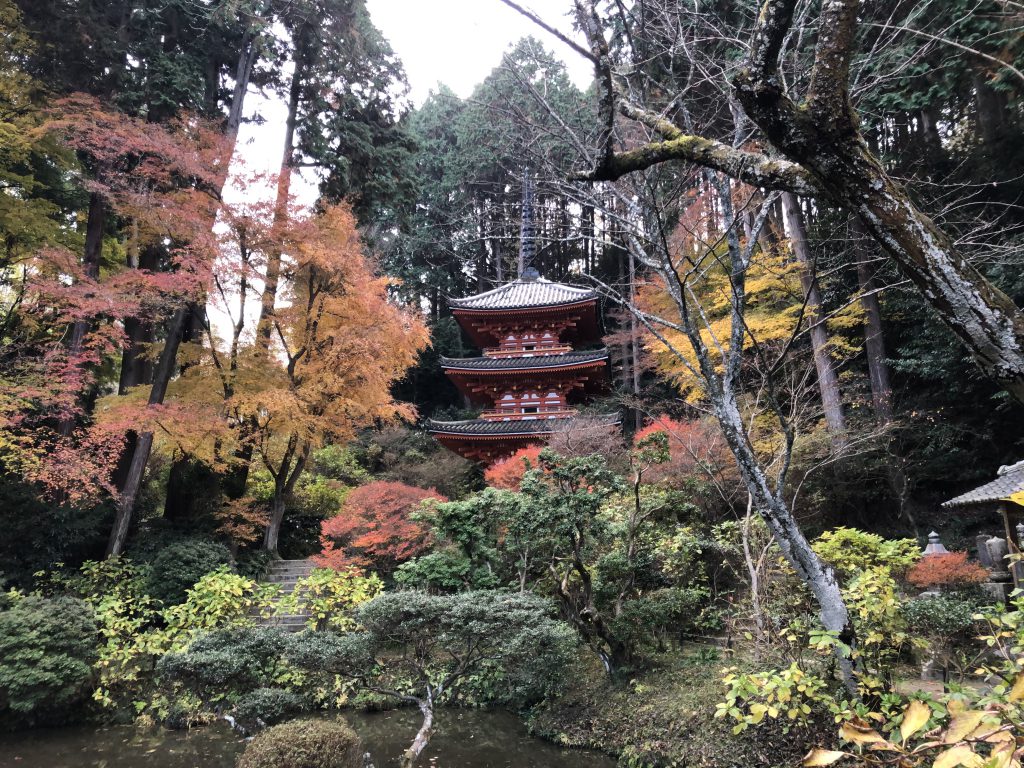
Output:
[[439, 349, 608, 372], [428, 412, 621, 437], [449, 277, 597, 312]]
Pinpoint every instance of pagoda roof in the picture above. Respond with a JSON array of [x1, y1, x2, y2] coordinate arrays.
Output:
[[449, 277, 596, 312], [428, 412, 620, 438], [440, 349, 608, 373], [942, 460, 1024, 508]]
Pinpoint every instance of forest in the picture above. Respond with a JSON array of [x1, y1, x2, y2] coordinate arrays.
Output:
[[0, 0, 1023, 766]]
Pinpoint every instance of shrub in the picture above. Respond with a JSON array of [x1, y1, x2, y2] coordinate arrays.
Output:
[[811, 527, 920, 579], [163, 566, 278, 643], [146, 539, 233, 606], [232, 687, 307, 731], [906, 551, 989, 589], [313, 481, 444, 573], [903, 594, 984, 640], [236, 717, 363, 768], [484, 446, 543, 490], [157, 626, 290, 705], [0, 595, 97, 725], [286, 568, 382, 631]]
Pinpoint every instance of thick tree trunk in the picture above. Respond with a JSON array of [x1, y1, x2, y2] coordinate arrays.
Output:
[[262, 490, 287, 553], [781, 193, 846, 444], [733, 75, 1024, 405], [262, 440, 310, 552], [400, 699, 434, 768], [850, 217, 894, 423]]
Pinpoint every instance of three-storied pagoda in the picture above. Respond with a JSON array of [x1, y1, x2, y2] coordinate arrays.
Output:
[[429, 179, 617, 463]]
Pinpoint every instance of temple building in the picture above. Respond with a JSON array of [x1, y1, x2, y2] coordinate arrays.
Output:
[[429, 179, 618, 463]]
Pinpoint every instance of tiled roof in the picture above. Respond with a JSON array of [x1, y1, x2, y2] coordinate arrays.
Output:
[[440, 349, 608, 372], [449, 277, 596, 311], [942, 460, 1024, 508], [428, 413, 620, 437]]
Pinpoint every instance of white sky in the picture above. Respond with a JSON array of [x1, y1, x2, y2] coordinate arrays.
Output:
[[365, 0, 592, 105]]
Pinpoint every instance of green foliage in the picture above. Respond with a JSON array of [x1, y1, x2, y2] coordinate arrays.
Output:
[[157, 626, 291, 711], [163, 567, 278, 643], [843, 567, 916, 695], [717, 663, 831, 734], [288, 590, 577, 708], [394, 549, 489, 592], [232, 687, 308, 732], [285, 568, 382, 631], [903, 594, 983, 641], [145, 538, 232, 606], [811, 528, 920, 580], [311, 445, 369, 486], [0, 595, 97, 725], [236, 717, 363, 768]]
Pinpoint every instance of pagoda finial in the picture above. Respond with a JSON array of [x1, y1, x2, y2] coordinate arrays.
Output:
[[518, 171, 536, 279]]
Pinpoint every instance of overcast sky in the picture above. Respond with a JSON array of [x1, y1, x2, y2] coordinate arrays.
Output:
[[364, 0, 592, 105]]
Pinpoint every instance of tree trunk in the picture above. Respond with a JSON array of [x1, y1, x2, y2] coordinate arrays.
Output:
[[256, 52, 303, 349], [107, 305, 189, 556], [781, 193, 846, 444], [262, 440, 310, 552], [400, 698, 434, 768], [263, 489, 287, 553], [850, 217, 894, 423], [712, 390, 857, 692], [58, 192, 106, 435]]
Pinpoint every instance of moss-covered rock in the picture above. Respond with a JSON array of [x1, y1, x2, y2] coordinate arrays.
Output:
[[236, 717, 363, 768]]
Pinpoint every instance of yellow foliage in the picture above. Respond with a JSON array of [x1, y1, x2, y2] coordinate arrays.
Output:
[[639, 242, 862, 404]]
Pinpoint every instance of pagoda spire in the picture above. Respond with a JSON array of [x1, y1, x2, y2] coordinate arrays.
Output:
[[518, 171, 537, 279]]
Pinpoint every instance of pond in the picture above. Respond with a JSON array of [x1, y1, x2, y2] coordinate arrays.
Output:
[[0, 708, 615, 768]]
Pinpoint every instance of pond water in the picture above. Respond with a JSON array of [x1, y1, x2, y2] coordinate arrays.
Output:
[[0, 708, 615, 768]]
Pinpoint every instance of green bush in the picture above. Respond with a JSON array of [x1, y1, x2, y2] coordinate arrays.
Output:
[[0, 595, 97, 725], [146, 539, 232, 606], [903, 594, 983, 640], [811, 527, 920, 579], [232, 687, 308, 731], [236, 717, 363, 768], [157, 626, 290, 705]]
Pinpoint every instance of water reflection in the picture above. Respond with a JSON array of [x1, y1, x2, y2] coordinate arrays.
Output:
[[0, 708, 614, 768]]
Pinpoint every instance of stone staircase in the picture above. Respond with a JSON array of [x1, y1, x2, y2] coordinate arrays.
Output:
[[258, 558, 315, 633]]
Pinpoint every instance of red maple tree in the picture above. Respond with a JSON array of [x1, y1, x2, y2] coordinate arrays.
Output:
[[484, 445, 544, 490], [313, 481, 445, 573], [633, 416, 735, 491]]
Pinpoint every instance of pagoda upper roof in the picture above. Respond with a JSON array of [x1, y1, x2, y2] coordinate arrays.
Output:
[[440, 349, 608, 372], [449, 276, 597, 312]]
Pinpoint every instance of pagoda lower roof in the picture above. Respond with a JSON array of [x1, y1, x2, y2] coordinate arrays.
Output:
[[440, 349, 608, 372], [428, 412, 621, 438], [448, 277, 596, 312]]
